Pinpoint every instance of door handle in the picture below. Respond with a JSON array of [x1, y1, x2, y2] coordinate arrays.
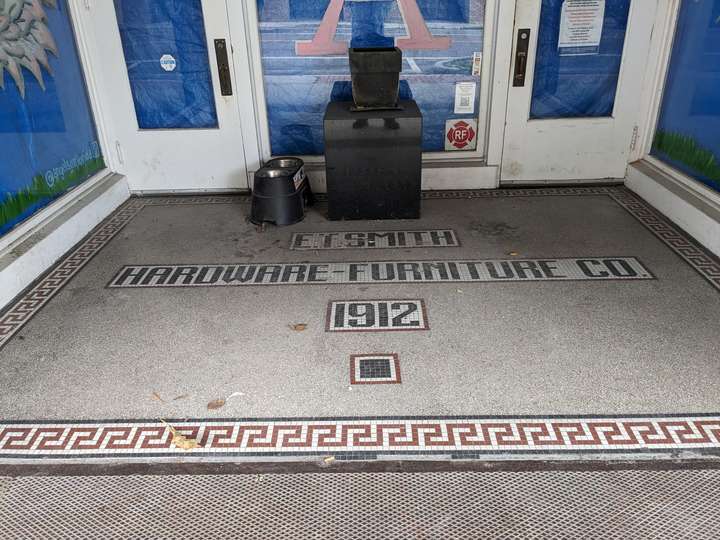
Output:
[[214, 39, 233, 96], [513, 29, 531, 87]]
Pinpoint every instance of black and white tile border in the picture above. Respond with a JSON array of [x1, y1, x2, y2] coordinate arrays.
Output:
[[1, 187, 718, 352], [0, 196, 249, 351], [0, 414, 718, 460]]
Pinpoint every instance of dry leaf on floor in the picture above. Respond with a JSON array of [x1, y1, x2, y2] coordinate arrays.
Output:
[[290, 323, 308, 332], [509, 251, 520, 257], [172, 394, 190, 401], [207, 398, 226, 410], [323, 456, 336, 465], [160, 420, 201, 451], [151, 392, 165, 403]]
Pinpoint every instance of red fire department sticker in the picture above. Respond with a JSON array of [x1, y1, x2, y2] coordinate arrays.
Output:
[[445, 119, 478, 151]]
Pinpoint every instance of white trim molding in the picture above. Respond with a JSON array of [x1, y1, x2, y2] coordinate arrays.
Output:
[[633, 0, 681, 162], [0, 174, 130, 311], [627, 159, 720, 257]]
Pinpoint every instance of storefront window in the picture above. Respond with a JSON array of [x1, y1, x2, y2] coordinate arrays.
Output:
[[256, 0, 486, 156], [652, 0, 720, 193], [0, 0, 104, 237]]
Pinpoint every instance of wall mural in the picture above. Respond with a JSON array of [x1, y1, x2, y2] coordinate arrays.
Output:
[[256, 0, 485, 156], [0, 0, 103, 237], [652, 0, 720, 193], [0, 0, 58, 97]]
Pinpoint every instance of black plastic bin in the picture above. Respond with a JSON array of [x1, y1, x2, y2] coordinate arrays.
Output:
[[250, 158, 314, 226], [349, 47, 402, 110]]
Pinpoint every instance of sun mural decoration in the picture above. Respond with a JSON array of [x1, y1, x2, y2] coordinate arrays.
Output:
[[0, 0, 59, 98]]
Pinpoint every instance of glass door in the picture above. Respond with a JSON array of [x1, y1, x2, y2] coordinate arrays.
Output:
[[98, 0, 249, 192], [501, 0, 658, 183]]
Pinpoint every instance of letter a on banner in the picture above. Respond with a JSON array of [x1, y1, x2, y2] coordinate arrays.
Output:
[[296, 0, 348, 56], [296, 0, 451, 56], [395, 0, 451, 50]]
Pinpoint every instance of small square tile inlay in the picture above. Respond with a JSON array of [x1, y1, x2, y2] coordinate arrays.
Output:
[[359, 358, 393, 379], [350, 354, 401, 385]]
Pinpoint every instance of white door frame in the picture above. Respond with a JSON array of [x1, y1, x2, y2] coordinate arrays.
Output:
[[74, 0, 515, 192], [631, 0, 680, 164], [74, 0, 259, 194], [500, 0, 659, 184], [70, 0, 692, 194]]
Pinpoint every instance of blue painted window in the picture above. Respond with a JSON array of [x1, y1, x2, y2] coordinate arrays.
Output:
[[257, 0, 485, 156], [652, 0, 720, 193], [530, 0, 631, 119], [0, 0, 103, 237], [114, 0, 218, 129]]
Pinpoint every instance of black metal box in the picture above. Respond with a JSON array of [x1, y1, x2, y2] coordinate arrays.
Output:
[[324, 100, 422, 220]]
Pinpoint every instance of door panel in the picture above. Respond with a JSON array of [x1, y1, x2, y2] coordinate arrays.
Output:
[[501, 0, 657, 183], [97, 0, 248, 192]]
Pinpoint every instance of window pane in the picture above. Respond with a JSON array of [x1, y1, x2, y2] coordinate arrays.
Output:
[[114, 0, 218, 129], [652, 0, 720, 193], [256, 0, 486, 155], [530, 0, 631, 119], [0, 0, 104, 237]]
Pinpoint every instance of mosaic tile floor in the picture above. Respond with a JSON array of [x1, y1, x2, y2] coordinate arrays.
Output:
[[0, 187, 719, 461]]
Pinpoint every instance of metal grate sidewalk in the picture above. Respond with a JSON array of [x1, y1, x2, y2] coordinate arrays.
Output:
[[1, 469, 719, 539]]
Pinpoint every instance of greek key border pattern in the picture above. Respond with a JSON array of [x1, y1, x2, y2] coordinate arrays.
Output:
[[1, 187, 718, 352], [1, 416, 718, 460], [0, 196, 250, 351]]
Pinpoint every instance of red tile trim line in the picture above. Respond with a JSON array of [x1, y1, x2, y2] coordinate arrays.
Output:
[[0, 416, 718, 459]]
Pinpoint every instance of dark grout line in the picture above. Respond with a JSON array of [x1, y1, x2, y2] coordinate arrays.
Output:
[[3, 457, 720, 478]]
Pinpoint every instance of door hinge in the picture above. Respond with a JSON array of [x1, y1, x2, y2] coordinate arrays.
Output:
[[629, 126, 640, 153], [115, 141, 124, 166]]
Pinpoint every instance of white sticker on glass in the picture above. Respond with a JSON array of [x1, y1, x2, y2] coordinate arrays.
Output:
[[454, 82, 476, 115], [160, 54, 177, 72], [445, 119, 478, 151], [472, 52, 483, 76]]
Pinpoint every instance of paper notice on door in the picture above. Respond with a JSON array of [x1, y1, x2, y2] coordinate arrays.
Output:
[[454, 82, 477, 114], [558, 0, 606, 56]]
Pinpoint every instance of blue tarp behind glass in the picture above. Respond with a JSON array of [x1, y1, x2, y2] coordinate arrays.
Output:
[[113, 0, 218, 129], [530, 0, 630, 119], [0, 0, 103, 237], [257, 0, 485, 155], [651, 0, 720, 193]]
